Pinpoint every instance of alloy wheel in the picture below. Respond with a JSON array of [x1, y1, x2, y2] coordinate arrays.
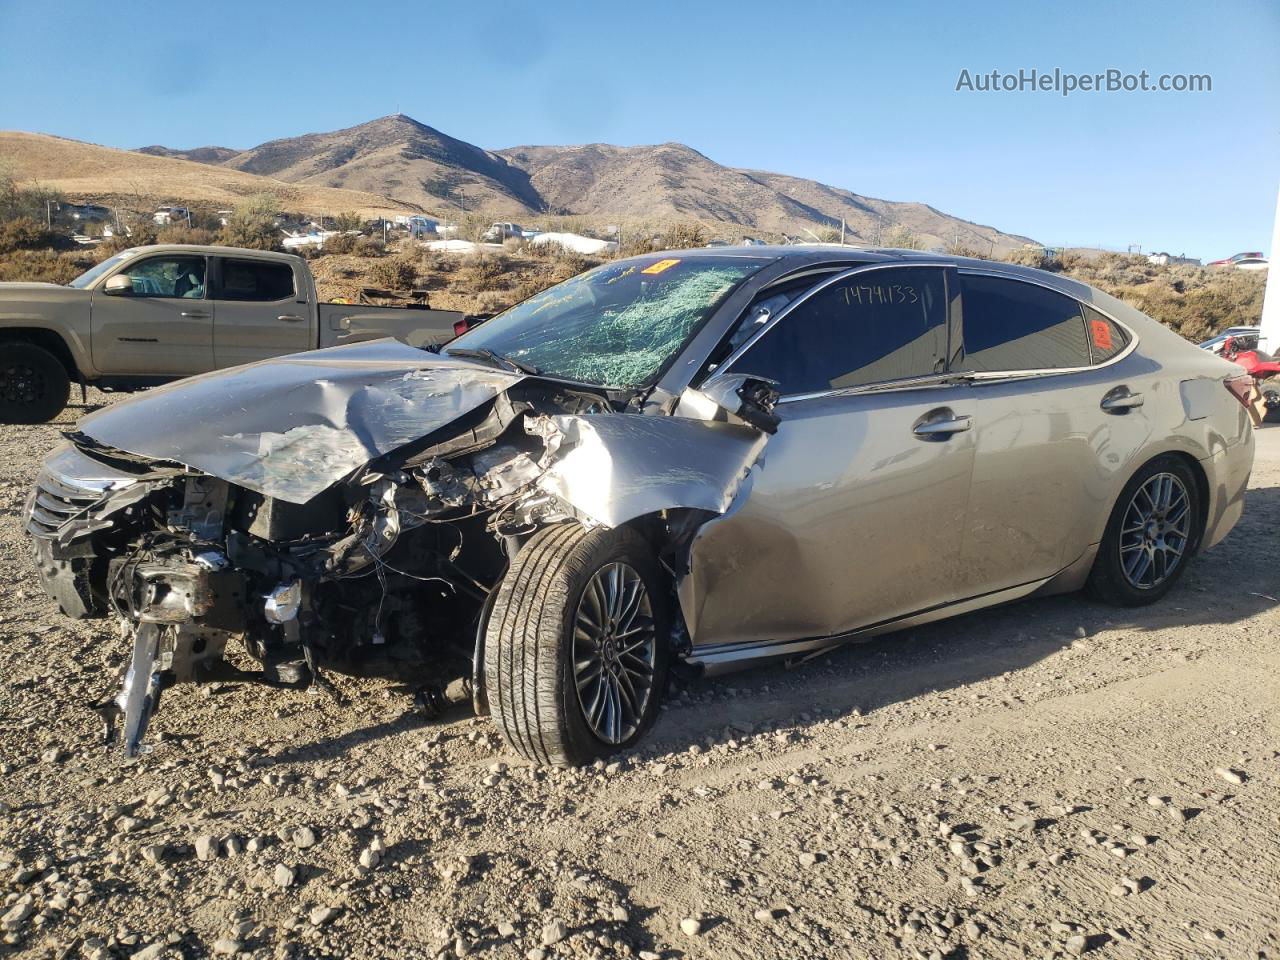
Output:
[[1, 363, 42, 404], [1119, 472, 1191, 589], [572, 561, 657, 744]]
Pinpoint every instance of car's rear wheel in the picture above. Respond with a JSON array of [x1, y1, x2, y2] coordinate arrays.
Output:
[[0, 342, 70, 424], [1262, 386, 1280, 423], [484, 523, 669, 766], [1087, 455, 1201, 606]]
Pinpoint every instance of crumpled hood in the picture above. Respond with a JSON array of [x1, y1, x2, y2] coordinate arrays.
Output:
[[78, 339, 524, 504]]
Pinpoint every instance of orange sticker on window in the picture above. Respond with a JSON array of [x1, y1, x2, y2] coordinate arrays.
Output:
[[641, 258, 681, 275], [1090, 318, 1113, 352]]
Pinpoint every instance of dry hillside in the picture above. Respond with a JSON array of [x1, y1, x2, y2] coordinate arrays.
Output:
[[122, 114, 1035, 249], [221, 116, 541, 214], [499, 143, 1032, 252], [0, 132, 425, 218]]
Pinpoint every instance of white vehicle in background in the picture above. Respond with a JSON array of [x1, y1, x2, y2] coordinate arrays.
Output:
[[1208, 252, 1269, 271], [153, 206, 191, 225], [282, 229, 339, 251]]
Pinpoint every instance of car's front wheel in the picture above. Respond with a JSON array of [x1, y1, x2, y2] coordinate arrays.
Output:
[[1087, 455, 1202, 606], [484, 523, 669, 766], [0, 342, 70, 424]]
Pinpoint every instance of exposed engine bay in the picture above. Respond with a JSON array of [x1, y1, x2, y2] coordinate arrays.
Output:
[[24, 341, 776, 757]]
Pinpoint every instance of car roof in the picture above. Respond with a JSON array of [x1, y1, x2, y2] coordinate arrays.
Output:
[[624, 244, 1100, 299], [115, 244, 303, 262]]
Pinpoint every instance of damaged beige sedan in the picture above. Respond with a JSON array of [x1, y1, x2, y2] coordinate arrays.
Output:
[[25, 248, 1255, 765]]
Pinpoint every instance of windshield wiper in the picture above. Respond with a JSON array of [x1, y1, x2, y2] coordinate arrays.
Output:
[[445, 347, 540, 376]]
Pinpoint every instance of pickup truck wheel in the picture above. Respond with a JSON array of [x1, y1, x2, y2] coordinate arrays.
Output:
[[484, 523, 669, 766], [0, 342, 70, 423]]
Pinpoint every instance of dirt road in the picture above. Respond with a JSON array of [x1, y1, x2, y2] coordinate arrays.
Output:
[[1, 396, 1276, 960]]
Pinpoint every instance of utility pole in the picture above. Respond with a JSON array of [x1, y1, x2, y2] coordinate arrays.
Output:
[[840, 219, 846, 245]]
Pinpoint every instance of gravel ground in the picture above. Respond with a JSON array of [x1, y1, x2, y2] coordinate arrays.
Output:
[[1, 392, 1277, 960]]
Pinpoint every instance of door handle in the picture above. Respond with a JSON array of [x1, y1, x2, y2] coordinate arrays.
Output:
[[1101, 387, 1144, 413], [913, 414, 972, 438], [277, 314, 306, 323], [179, 310, 210, 318]]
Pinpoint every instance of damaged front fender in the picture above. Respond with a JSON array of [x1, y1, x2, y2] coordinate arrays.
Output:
[[527, 414, 768, 528]]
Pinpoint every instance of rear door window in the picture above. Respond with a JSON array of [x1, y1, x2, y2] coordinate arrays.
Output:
[[218, 259, 296, 302], [726, 266, 948, 394], [958, 274, 1090, 372], [1082, 306, 1129, 363]]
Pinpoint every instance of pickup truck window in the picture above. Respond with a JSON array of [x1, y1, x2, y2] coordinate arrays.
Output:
[[218, 259, 295, 302], [118, 256, 207, 299], [69, 252, 132, 289]]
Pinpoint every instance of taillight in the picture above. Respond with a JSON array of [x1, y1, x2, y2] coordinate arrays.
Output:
[[1225, 374, 1255, 409], [453, 318, 470, 337]]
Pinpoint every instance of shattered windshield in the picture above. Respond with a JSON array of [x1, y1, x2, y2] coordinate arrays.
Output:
[[447, 256, 765, 387]]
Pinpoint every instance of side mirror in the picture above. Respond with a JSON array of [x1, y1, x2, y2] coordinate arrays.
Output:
[[676, 373, 781, 434], [103, 274, 133, 296]]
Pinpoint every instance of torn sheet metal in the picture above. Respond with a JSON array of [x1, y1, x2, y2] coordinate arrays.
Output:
[[529, 414, 768, 528], [78, 339, 524, 504]]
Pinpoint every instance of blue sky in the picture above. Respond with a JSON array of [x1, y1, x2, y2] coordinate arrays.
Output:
[[1, 0, 1276, 260]]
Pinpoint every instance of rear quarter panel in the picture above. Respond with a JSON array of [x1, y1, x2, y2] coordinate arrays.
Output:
[[1080, 290, 1253, 552]]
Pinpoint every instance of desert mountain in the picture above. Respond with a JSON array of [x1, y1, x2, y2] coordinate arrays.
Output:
[[0, 132, 427, 217], [496, 142, 1030, 250], [19, 114, 1032, 249], [219, 115, 542, 214]]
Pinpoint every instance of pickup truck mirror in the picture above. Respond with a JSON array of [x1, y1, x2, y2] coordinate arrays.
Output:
[[102, 275, 134, 296]]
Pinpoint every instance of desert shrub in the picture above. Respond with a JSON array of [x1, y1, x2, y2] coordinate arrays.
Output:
[[882, 225, 924, 250], [457, 251, 509, 292], [354, 236, 383, 257], [217, 194, 281, 251], [0, 249, 84, 284], [547, 246, 593, 280], [369, 255, 418, 290], [0, 217, 56, 254], [473, 291, 510, 314], [659, 222, 708, 250], [618, 227, 661, 258], [156, 225, 216, 246], [333, 211, 363, 233], [943, 240, 992, 260], [502, 236, 526, 254], [324, 232, 357, 255], [423, 249, 456, 273]]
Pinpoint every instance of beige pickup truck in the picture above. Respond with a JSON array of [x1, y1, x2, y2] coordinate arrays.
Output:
[[0, 243, 466, 422]]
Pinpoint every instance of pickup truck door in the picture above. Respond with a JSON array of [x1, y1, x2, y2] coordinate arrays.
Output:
[[211, 257, 312, 367], [90, 254, 214, 375]]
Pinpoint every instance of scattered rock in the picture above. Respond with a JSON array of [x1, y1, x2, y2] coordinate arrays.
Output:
[[541, 920, 567, 946], [680, 917, 704, 936], [211, 939, 243, 955], [292, 826, 318, 849], [1214, 767, 1246, 786], [195, 835, 218, 862], [310, 906, 339, 926], [273, 864, 296, 888]]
